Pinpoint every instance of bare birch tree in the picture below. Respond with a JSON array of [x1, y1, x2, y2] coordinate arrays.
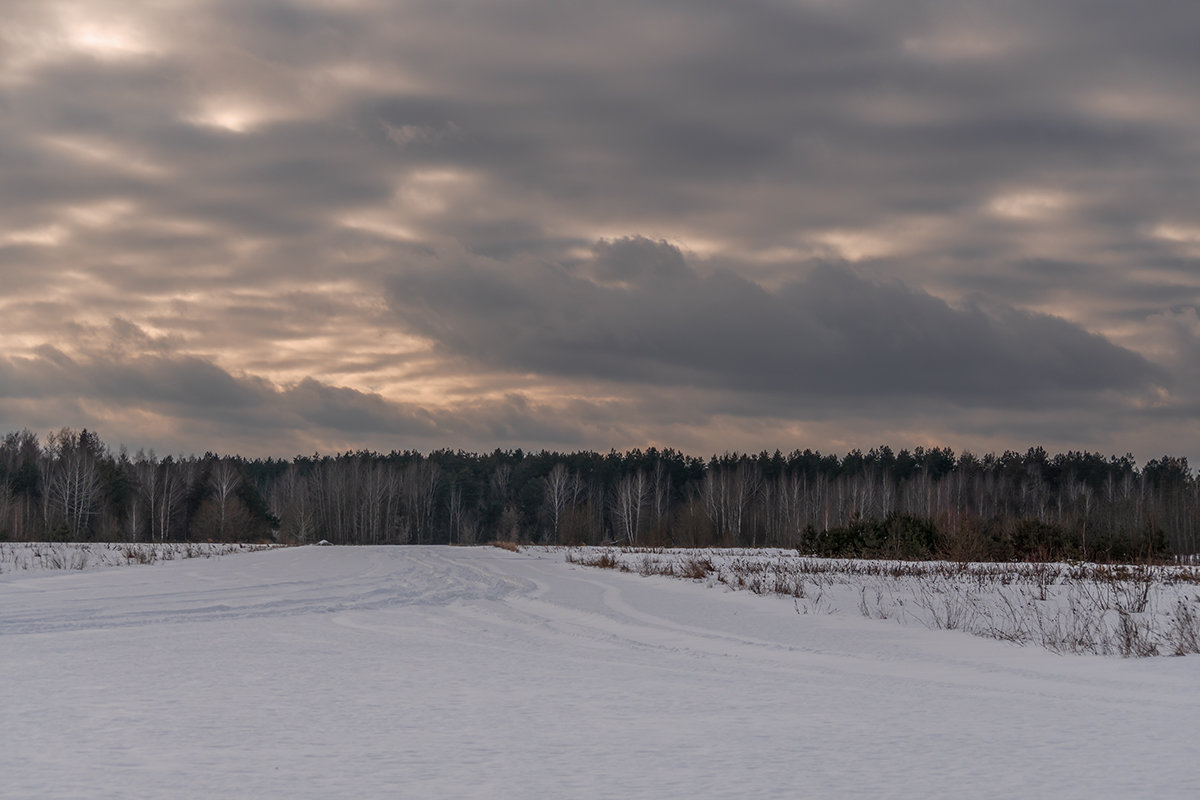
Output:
[[209, 458, 242, 540], [47, 429, 103, 538], [612, 469, 647, 545], [543, 463, 573, 544]]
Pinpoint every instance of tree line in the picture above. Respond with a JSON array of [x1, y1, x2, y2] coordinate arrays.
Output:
[[1, 428, 1197, 561]]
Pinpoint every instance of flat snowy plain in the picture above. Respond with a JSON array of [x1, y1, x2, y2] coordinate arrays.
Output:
[[2, 545, 1197, 799]]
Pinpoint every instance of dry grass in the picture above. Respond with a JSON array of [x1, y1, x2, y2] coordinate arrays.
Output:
[[560, 546, 1200, 657], [0, 542, 277, 575], [565, 549, 622, 569]]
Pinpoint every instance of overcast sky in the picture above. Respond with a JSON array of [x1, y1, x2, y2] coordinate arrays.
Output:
[[3, 0, 1199, 461]]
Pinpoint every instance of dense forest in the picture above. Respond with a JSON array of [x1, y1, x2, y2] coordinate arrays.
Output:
[[1, 428, 1197, 561]]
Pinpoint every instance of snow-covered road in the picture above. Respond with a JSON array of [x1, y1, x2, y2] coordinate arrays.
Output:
[[1, 546, 1196, 799]]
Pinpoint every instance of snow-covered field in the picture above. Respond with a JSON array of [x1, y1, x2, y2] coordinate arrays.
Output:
[[2, 545, 1198, 799]]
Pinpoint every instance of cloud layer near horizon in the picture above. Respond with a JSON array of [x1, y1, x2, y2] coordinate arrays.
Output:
[[2, 0, 1199, 460]]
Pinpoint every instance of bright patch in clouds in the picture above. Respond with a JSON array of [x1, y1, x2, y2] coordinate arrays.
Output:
[[988, 191, 1070, 220], [1152, 223, 1200, 244], [2, 226, 68, 247], [185, 101, 271, 133], [62, 200, 136, 228], [812, 229, 896, 261], [64, 21, 157, 60]]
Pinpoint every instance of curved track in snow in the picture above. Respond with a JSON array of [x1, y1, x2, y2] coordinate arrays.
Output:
[[2, 546, 1196, 799]]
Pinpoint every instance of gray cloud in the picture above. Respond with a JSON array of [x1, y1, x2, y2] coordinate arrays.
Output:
[[388, 238, 1161, 407], [2, 0, 1200, 460]]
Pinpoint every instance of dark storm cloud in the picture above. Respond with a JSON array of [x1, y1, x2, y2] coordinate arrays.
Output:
[[3, 0, 1200, 458], [388, 238, 1160, 407]]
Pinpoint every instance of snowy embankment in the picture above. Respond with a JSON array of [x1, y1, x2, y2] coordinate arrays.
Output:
[[0, 541, 276, 575], [560, 547, 1200, 657], [2, 545, 1198, 799]]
